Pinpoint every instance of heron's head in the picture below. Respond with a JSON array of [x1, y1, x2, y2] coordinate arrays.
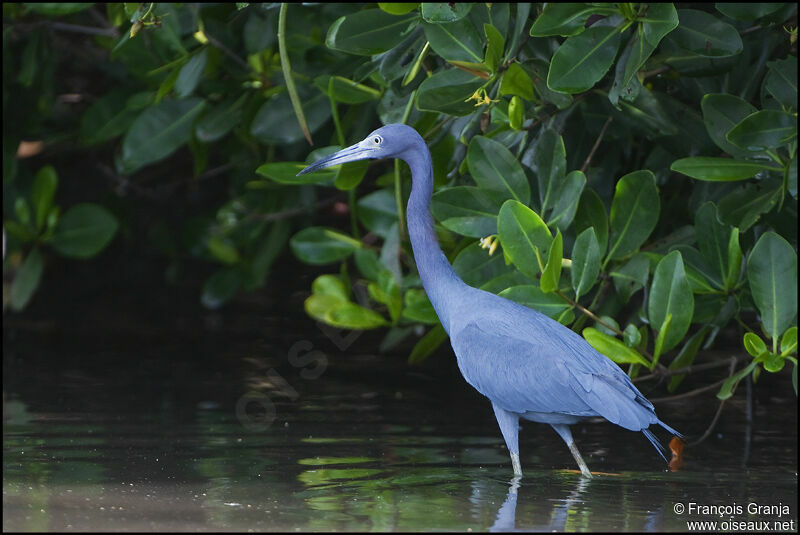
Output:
[[297, 124, 422, 176]]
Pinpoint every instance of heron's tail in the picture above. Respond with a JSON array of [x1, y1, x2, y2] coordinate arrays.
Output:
[[658, 419, 683, 439], [642, 429, 668, 462]]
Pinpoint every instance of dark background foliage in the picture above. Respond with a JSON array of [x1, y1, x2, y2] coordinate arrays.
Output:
[[3, 3, 797, 402]]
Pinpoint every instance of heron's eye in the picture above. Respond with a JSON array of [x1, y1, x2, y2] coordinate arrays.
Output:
[[373, 136, 382, 144]]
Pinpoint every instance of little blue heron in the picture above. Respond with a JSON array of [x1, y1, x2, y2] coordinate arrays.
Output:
[[298, 124, 681, 478]]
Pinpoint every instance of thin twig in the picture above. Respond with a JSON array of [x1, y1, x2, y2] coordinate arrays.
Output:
[[688, 357, 738, 446], [640, 65, 669, 80], [649, 377, 728, 403], [580, 115, 613, 173], [250, 197, 338, 222], [634, 355, 746, 382]]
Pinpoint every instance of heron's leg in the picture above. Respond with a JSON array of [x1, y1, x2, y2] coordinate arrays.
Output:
[[492, 403, 522, 477], [550, 424, 592, 478]]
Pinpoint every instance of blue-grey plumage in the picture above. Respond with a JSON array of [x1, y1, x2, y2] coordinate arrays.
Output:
[[299, 124, 681, 478]]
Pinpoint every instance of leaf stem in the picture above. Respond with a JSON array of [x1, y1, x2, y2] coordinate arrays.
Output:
[[278, 3, 312, 145]]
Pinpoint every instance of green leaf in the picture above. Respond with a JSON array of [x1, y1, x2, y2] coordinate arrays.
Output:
[[606, 170, 660, 262], [175, 48, 207, 98], [306, 296, 388, 329], [31, 165, 58, 231], [326, 10, 418, 55], [431, 186, 501, 238], [424, 19, 483, 62], [498, 285, 571, 319], [378, 3, 419, 16], [573, 188, 608, 255], [671, 9, 743, 57], [49, 203, 119, 259], [670, 157, 780, 181], [421, 2, 472, 22], [256, 163, 335, 185], [717, 360, 757, 399], [653, 313, 672, 366], [79, 89, 143, 146], [508, 95, 524, 131], [279, 3, 311, 145], [531, 128, 566, 217], [571, 227, 601, 299], [207, 236, 240, 265], [120, 98, 205, 174], [695, 202, 732, 286], [764, 352, 786, 373], [548, 170, 586, 230], [467, 136, 530, 204], [582, 327, 652, 367], [641, 3, 680, 46], [497, 200, 552, 280], [725, 228, 742, 290], [196, 96, 246, 143], [623, 323, 641, 348], [499, 63, 534, 101], [717, 179, 782, 231], [747, 232, 798, 343], [540, 230, 563, 293], [408, 324, 448, 364], [314, 75, 381, 104], [357, 189, 398, 238], [726, 110, 797, 151], [402, 288, 438, 324], [251, 89, 330, 145], [781, 327, 797, 356], [484, 24, 505, 73], [547, 23, 622, 94], [290, 227, 361, 265], [743, 332, 768, 357], [529, 4, 614, 37], [416, 68, 484, 116], [648, 250, 694, 353], [668, 326, 709, 392], [453, 242, 521, 289], [10, 247, 44, 311], [701, 93, 759, 157], [715, 3, 784, 21], [764, 57, 797, 110]]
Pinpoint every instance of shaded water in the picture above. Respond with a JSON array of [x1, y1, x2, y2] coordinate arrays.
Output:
[[3, 263, 797, 531]]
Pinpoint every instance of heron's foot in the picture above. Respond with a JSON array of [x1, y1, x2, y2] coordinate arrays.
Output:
[[510, 452, 523, 478], [567, 441, 593, 479]]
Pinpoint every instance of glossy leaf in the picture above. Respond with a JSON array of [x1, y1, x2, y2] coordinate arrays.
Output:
[[573, 188, 608, 255], [467, 136, 530, 204], [120, 98, 205, 173], [424, 19, 483, 63], [548, 170, 586, 231], [498, 285, 571, 319], [540, 230, 563, 293], [402, 289, 438, 324], [421, 3, 472, 23], [717, 360, 757, 400], [671, 9, 742, 57], [326, 10, 417, 56], [726, 110, 797, 151], [431, 186, 501, 238], [670, 157, 780, 181], [571, 227, 601, 299], [499, 63, 534, 101], [315, 75, 381, 105], [695, 202, 732, 285], [529, 4, 615, 37], [378, 3, 419, 16], [289, 227, 361, 265], [610, 253, 650, 303], [700, 93, 759, 157], [764, 57, 797, 109], [781, 327, 797, 355], [548, 23, 622, 94], [532, 128, 566, 217], [251, 90, 330, 145], [747, 232, 797, 343], [175, 49, 207, 98], [648, 251, 694, 353], [582, 327, 652, 367], [607, 170, 660, 262], [717, 179, 782, 231], [416, 68, 484, 116], [497, 200, 552, 280], [715, 3, 784, 21], [196, 96, 245, 143], [49, 203, 119, 259], [357, 189, 398, 238], [743, 332, 768, 357]]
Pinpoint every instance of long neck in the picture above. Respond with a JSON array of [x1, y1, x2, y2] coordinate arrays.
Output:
[[402, 142, 467, 335]]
